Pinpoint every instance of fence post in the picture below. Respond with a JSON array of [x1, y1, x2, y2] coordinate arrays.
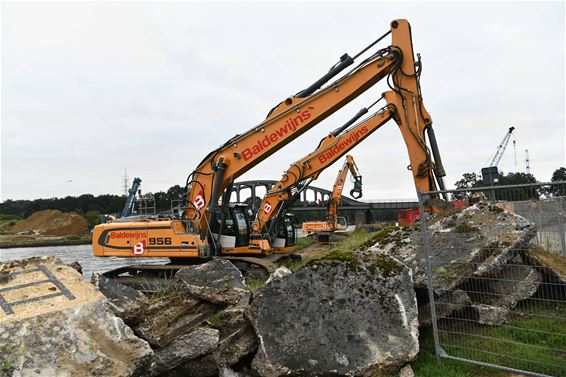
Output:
[[554, 197, 566, 255], [418, 191, 441, 362]]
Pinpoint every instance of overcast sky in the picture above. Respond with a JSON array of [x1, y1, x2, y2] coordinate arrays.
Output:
[[1, 1, 564, 202]]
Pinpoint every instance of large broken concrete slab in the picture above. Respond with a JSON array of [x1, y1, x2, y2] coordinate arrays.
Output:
[[459, 262, 541, 310], [247, 250, 419, 376], [525, 245, 566, 285], [176, 258, 250, 305], [91, 272, 148, 325], [0, 257, 153, 377], [369, 202, 536, 295], [108, 259, 258, 377]]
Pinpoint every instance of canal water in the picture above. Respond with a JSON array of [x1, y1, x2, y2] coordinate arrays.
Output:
[[0, 245, 169, 280]]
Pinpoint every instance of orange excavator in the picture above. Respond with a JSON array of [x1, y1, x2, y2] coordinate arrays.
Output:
[[250, 102, 395, 249], [92, 19, 446, 266], [301, 155, 362, 239]]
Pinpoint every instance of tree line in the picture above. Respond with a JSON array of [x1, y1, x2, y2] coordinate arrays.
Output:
[[1, 168, 565, 223], [453, 167, 566, 200], [0, 185, 185, 220]]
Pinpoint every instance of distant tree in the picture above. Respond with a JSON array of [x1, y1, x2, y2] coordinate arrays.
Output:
[[84, 210, 102, 229], [497, 172, 539, 200], [167, 185, 184, 202], [549, 167, 566, 197], [453, 172, 481, 199]]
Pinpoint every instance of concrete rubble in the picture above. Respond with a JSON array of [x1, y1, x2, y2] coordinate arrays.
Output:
[[2, 201, 560, 376], [0, 257, 153, 377], [367, 202, 541, 327], [247, 251, 419, 376]]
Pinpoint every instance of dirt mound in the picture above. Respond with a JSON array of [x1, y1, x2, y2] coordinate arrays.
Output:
[[11, 210, 88, 236]]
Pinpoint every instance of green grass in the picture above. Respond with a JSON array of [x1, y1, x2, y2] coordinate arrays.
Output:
[[442, 301, 566, 376], [207, 313, 221, 326], [283, 259, 307, 272], [414, 301, 566, 376], [294, 236, 315, 251], [245, 278, 266, 290], [0, 213, 20, 221], [412, 328, 509, 377]]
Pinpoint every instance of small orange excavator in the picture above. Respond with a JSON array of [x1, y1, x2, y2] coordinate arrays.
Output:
[[301, 155, 362, 241]]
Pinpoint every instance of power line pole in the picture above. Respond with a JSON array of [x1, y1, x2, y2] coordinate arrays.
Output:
[[123, 169, 129, 196], [525, 149, 531, 175]]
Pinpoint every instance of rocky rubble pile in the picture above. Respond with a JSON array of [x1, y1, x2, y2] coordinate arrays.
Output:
[[4, 202, 561, 376], [366, 202, 540, 325], [1, 253, 419, 377]]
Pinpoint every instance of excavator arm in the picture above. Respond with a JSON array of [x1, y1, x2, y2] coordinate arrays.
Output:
[[251, 102, 396, 238], [252, 45, 448, 241], [302, 155, 363, 235], [183, 20, 424, 243], [327, 155, 363, 225]]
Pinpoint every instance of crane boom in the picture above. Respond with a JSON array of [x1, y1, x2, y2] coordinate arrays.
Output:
[[119, 177, 142, 218], [487, 127, 515, 167]]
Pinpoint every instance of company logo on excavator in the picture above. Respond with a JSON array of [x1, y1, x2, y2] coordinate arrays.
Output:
[[242, 110, 312, 161], [318, 126, 369, 164], [194, 190, 205, 211], [109, 231, 147, 239]]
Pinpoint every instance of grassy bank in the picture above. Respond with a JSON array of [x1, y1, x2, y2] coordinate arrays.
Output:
[[0, 235, 91, 249]]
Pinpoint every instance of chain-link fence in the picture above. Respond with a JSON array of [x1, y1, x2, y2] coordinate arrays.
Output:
[[418, 182, 566, 377]]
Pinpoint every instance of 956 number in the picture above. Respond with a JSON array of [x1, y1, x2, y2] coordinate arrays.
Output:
[[149, 237, 172, 245]]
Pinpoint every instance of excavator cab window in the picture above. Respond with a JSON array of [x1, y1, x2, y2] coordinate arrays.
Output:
[[231, 205, 250, 247], [336, 216, 348, 230], [284, 217, 296, 246], [274, 216, 296, 247]]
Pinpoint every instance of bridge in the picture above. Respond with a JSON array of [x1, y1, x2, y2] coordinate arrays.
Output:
[[232, 180, 418, 223]]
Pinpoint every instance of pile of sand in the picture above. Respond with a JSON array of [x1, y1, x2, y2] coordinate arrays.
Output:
[[11, 210, 88, 236]]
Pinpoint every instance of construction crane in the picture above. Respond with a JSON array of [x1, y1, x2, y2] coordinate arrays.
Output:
[[119, 177, 142, 218], [482, 127, 515, 185]]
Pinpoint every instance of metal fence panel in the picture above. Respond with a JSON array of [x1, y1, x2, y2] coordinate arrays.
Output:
[[419, 182, 566, 376]]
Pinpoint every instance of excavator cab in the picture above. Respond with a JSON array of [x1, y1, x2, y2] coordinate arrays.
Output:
[[336, 216, 348, 231], [209, 204, 251, 251], [271, 214, 296, 250]]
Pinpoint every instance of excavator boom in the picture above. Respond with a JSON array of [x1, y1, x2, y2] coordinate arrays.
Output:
[[183, 20, 418, 240], [252, 103, 396, 238]]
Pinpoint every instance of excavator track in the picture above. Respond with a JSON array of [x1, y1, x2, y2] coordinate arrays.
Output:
[[102, 254, 301, 292]]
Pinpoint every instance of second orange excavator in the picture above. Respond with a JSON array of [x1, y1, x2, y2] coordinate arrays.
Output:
[[301, 155, 362, 240]]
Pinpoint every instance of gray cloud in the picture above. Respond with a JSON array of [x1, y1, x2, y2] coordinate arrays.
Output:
[[1, 1, 564, 201]]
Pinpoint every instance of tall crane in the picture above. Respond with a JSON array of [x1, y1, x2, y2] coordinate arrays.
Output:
[[119, 177, 142, 218], [482, 127, 515, 185]]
